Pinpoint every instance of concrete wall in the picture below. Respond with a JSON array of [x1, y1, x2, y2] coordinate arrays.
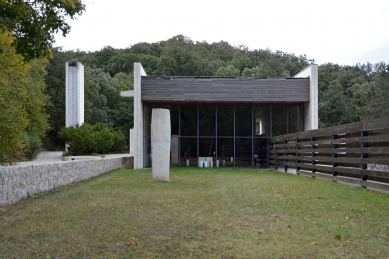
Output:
[[0, 157, 133, 206], [133, 63, 147, 169], [293, 65, 319, 131]]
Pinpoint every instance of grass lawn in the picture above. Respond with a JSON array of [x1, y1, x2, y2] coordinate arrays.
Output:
[[1, 168, 389, 258]]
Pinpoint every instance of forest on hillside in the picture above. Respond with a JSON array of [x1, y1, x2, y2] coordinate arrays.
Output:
[[1, 33, 389, 163]]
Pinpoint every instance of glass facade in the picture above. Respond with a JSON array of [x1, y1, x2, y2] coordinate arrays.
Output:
[[143, 103, 304, 168]]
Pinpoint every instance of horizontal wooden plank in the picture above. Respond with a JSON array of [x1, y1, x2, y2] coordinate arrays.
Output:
[[297, 170, 313, 177], [362, 117, 389, 131], [363, 181, 389, 191], [314, 172, 334, 181], [294, 163, 332, 172], [311, 128, 333, 137], [271, 155, 389, 166], [334, 176, 361, 185], [272, 147, 389, 154], [332, 135, 389, 144], [271, 143, 299, 148], [332, 122, 363, 135]]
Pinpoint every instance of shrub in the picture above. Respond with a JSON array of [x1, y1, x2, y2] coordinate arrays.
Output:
[[59, 123, 126, 155]]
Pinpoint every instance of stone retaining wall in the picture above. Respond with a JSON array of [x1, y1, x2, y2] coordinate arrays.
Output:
[[0, 156, 134, 206]]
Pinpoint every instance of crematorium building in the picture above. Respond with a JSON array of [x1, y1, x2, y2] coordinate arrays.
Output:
[[121, 63, 318, 169]]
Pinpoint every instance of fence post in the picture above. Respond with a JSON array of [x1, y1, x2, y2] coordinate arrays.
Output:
[[296, 138, 300, 175], [361, 131, 368, 188], [311, 136, 316, 178], [273, 143, 278, 170], [284, 139, 288, 172], [332, 134, 338, 182]]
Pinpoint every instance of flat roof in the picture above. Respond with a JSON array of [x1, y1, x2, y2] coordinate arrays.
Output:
[[141, 76, 310, 103]]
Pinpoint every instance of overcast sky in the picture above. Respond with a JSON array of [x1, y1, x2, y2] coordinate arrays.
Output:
[[54, 0, 389, 66]]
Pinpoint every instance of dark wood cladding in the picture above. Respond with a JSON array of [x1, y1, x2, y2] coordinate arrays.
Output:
[[141, 76, 310, 103]]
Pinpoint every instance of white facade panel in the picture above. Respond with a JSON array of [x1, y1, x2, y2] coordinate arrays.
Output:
[[65, 62, 84, 128]]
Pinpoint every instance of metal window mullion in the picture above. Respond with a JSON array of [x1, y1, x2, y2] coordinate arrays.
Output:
[[270, 104, 273, 138], [215, 105, 218, 167], [252, 105, 254, 168], [178, 104, 181, 167], [286, 104, 289, 134], [234, 104, 236, 168], [197, 104, 199, 162]]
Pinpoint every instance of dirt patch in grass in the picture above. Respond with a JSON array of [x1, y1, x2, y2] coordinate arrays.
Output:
[[1, 168, 389, 258], [0, 214, 24, 221]]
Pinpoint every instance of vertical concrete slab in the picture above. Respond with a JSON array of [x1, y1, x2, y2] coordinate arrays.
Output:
[[151, 109, 171, 181], [65, 62, 84, 127], [133, 63, 147, 169], [129, 128, 134, 156], [293, 65, 319, 130]]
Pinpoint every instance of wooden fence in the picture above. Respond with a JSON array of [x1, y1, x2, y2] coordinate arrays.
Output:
[[270, 117, 389, 191]]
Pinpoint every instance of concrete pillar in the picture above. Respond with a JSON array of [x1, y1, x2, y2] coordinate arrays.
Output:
[[133, 63, 147, 168], [151, 108, 171, 181], [65, 62, 84, 127], [120, 63, 147, 168], [293, 65, 319, 130]]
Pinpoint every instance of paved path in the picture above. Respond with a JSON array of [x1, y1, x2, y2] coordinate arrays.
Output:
[[18, 151, 63, 166], [16, 152, 130, 166]]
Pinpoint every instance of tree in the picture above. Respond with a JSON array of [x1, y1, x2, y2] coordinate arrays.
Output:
[[231, 51, 251, 72], [318, 80, 348, 127], [357, 63, 389, 120], [0, 32, 50, 162], [111, 72, 133, 144], [59, 123, 126, 155], [129, 42, 163, 57], [0, 0, 85, 61], [0, 32, 29, 164], [22, 59, 51, 157], [209, 41, 235, 62], [242, 61, 290, 77], [156, 40, 200, 76], [84, 66, 118, 125], [214, 65, 240, 76]]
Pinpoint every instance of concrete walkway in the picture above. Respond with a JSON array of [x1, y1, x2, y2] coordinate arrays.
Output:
[[15, 152, 131, 167], [17, 151, 64, 166]]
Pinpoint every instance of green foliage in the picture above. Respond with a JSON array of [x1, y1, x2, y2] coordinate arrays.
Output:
[[157, 37, 200, 76], [0, 32, 29, 164], [357, 63, 389, 120], [129, 42, 163, 57], [318, 62, 389, 127], [242, 60, 290, 77], [59, 123, 126, 155], [84, 66, 118, 125], [318, 80, 347, 127], [231, 50, 251, 72], [0, 0, 85, 61], [24, 59, 51, 157], [114, 72, 133, 91], [0, 32, 50, 163], [214, 65, 240, 76]]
